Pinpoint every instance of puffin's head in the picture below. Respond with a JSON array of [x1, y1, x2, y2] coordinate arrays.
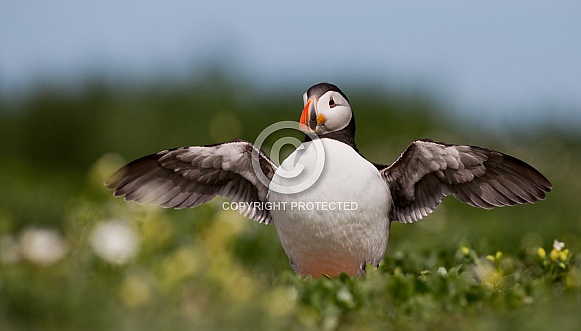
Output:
[[300, 83, 352, 136]]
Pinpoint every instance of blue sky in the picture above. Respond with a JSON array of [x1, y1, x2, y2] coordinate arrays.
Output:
[[1, 1, 580, 127]]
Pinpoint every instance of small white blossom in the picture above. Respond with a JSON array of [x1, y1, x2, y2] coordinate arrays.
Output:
[[19, 228, 68, 266], [90, 220, 138, 265], [553, 240, 565, 252]]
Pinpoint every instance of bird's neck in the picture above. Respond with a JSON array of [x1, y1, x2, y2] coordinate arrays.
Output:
[[303, 116, 359, 152]]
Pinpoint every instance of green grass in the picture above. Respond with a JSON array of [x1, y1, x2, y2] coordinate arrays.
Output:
[[0, 75, 580, 330]]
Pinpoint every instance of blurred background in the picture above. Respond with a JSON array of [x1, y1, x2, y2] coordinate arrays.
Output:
[[1, 1, 580, 330]]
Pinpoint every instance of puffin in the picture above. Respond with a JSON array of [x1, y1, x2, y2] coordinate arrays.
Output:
[[105, 82, 552, 278]]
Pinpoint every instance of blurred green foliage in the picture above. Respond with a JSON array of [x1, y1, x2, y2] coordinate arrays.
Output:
[[0, 74, 580, 330]]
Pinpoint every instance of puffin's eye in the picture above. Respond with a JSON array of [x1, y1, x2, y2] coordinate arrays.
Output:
[[329, 98, 336, 108]]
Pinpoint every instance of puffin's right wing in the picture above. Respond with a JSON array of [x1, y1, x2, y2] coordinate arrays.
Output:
[[105, 139, 276, 224], [381, 139, 552, 223]]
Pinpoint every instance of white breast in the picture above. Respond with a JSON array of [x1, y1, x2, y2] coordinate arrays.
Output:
[[268, 139, 391, 277]]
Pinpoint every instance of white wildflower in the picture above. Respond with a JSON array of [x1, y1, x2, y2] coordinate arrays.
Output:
[[553, 240, 565, 252], [90, 220, 138, 265], [19, 228, 68, 266]]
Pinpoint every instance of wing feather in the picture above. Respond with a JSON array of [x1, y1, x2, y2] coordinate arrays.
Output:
[[105, 139, 277, 224], [382, 139, 552, 223]]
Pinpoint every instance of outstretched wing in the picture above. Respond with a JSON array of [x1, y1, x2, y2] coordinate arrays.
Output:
[[104, 139, 277, 224], [381, 139, 552, 223]]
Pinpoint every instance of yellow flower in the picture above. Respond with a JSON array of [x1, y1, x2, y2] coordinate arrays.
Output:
[[537, 247, 546, 260], [550, 249, 559, 262], [559, 249, 570, 262]]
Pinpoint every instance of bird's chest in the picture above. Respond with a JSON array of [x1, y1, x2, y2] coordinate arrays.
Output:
[[268, 139, 391, 277]]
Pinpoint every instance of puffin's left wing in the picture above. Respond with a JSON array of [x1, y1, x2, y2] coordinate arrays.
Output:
[[105, 139, 276, 224], [381, 139, 552, 223]]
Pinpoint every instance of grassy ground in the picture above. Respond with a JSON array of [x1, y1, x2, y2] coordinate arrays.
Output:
[[0, 76, 580, 330]]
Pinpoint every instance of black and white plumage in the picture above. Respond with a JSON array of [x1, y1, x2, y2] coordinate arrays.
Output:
[[106, 140, 276, 224], [106, 82, 552, 278], [383, 139, 551, 223]]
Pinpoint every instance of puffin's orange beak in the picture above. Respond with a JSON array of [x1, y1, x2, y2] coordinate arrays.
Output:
[[300, 98, 316, 132]]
